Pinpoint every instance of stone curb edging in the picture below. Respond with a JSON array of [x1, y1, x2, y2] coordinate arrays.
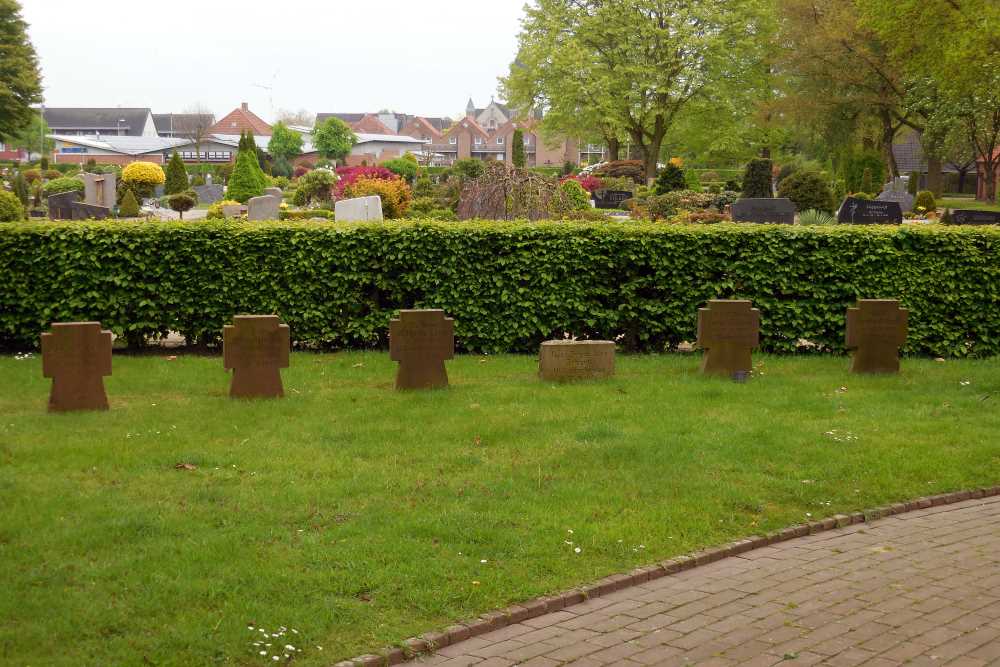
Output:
[[334, 485, 1000, 666]]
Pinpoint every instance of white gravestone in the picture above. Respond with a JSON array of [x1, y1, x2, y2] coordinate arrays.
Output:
[[335, 196, 384, 222]]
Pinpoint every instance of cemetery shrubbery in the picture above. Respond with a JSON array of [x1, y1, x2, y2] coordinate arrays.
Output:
[[120, 161, 165, 200], [915, 190, 937, 213], [776, 171, 836, 213], [40, 176, 84, 197], [1, 220, 998, 357], [741, 158, 773, 198], [0, 190, 25, 221]]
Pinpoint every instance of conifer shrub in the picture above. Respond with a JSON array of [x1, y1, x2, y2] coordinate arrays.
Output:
[[654, 163, 687, 194], [118, 189, 140, 217], [512, 129, 526, 168], [12, 172, 29, 206], [167, 193, 195, 219], [777, 170, 835, 213], [227, 150, 266, 203], [164, 152, 188, 195], [741, 158, 773, 198], [861, 168, 873, 194], [0, 190, 24, 221], [914, 190, 937, 214], [908, 171, 920, 195]]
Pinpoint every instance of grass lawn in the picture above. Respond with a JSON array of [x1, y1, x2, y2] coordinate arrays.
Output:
[[1, 352, 998, 665], [939, 196, 1000, 212]]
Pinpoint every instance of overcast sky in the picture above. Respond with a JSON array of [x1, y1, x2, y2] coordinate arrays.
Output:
[[20, 0, 527, 122]]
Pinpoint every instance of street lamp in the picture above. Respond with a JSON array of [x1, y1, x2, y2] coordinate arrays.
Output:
[[117, 118, 126, 135], [39, 104, 44, 162]]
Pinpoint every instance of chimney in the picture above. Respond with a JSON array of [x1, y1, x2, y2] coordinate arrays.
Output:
[[241, 102, 249, 111]]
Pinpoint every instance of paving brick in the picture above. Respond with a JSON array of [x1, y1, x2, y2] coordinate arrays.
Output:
[[417, 497, 1000, 667]]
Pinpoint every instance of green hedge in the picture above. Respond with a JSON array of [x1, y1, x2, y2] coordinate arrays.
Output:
[[1, 221, 999, 356]]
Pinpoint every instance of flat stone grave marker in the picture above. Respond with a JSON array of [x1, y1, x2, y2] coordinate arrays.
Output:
[[732, 198, 795, 224], [950, 209, 1000, 225], [837, 197, 903, 224], [697, 300, 760, 378], [335, 195, 383, 222], [539, 340, 615, 382], [47, 191, 80, 220], [41, 322, 113, 412], [593, 190, 632, 210], [223, 315, 290, 398], [247, 194, 280, 221], [389, 309, 454, 390], [845, 299, 908, 374]]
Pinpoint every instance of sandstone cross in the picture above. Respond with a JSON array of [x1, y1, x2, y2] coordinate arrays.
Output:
[[41, 322, 113, 412], [846, 299, 908, 374], [389, 309, 454, 389], [223, 315, 290, 398], [697, 300, 760, 378]]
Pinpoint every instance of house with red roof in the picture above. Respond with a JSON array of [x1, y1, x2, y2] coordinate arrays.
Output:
[[208, 102, 272, 136]]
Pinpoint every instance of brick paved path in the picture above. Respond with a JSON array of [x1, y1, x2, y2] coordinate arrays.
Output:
[[418, 497, 1000, 666]]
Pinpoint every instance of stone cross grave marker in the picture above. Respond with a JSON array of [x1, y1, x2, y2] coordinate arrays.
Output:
[[697, 300, 760, 378], [539, 340, 615, 382], [223, 315, 290, 398], [41, 322, 113, 411], [845, 299, 908, 374], [389, 310, 454, 389], [731, 198, 796, 224]]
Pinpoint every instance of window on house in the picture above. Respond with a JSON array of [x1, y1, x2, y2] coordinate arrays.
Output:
[[449, 136, 457, 145], [474, 136, 483, 145], [497, 137, 504, 145]]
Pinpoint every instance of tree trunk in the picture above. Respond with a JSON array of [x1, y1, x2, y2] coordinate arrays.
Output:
[[606, 137, 620, 162], [925, 156, 943, 197], [957, 168, 968, 193], [986, 160, 998, 202], [879, 112, 899, 179]]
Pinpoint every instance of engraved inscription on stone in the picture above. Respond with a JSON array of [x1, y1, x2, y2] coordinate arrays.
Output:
[[539, 340, 615, 381]]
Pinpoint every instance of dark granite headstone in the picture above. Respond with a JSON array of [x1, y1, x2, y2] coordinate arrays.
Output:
[[731, 198, 795, 224], [950, 209, 1000, 226], [696, 300, 760, 378], [837, 197, 903, 224], [41, 322, 113, 412], [593, 190, 632, 210], [70, 202, 111, 220], [47, 191, 80, 220], [846, 300, 908, 374], [223, 315, 290, 398], [389, 309, 454, 390]]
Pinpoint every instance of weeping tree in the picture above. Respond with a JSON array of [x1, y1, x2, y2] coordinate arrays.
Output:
[[457, 162, 569, 220]]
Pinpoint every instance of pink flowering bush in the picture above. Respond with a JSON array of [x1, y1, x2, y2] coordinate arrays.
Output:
[[335, 166, 397, 197], [560, 174, 604, 193]]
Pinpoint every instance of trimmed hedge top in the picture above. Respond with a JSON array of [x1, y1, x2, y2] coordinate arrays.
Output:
[[1, 220, 998, 356]]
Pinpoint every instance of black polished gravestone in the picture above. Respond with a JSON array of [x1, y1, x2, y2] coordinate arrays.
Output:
[[47, 191, 80, 220], [950, 209, 1000, 226], [837, 197, 903, 225], [70, 202, 111, 220], [731, 198, 796, 224], [593, 190, 633, 210]]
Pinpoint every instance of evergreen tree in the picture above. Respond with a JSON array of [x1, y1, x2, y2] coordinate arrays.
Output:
[[118, 189, 140, 217], [654, 163, 687, 194], [164, 152, 188, 195], [861, 168, 873, 194], [227, 149, 266, 203], [512, 129, 526, 168], [12, 171, 29, 206], [0, 0, 43, 144], [741, 158, 773, 198]]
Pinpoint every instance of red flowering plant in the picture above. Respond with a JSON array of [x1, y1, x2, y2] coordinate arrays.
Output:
[[334, 166, 397, 197], [560, 174, 604, 193]]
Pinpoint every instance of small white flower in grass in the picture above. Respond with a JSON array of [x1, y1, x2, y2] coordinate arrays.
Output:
[[567, 529, 573, 534], [574, 547, 582, 554], [564, 540, 573, 545], [259, 650, 267, 656], [805, 512, 812, 517], [285, 645, 294, 651], [480, 559, 487, 564], [316, 646, 323, 650], [960, 380, 971, 386], [272, 656, 280, 661], [291, 629, 298, 634]]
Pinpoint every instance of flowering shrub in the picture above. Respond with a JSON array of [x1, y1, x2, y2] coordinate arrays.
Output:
[[21, 169, 40, 183], [293, 165, 310, 178], [122, 161, 166, 187], [342, 176, 412, 218], [560, 174, 604, 193], [558, 179, 591, 211], [335, 166, 396, 197], [206, 200, 241, 220]]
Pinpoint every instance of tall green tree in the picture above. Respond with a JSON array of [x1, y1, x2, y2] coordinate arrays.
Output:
[[503, 0, 770, 182], [6, 111, 52, 155], [163, 152, 189, 195], [227, 149, 265, 203], [511, 129, 526, 168], [267, 122, 303, 162], [861, 0, 1000, 201], [0, 0, 43, 144], [313, 117, 356, 165]]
